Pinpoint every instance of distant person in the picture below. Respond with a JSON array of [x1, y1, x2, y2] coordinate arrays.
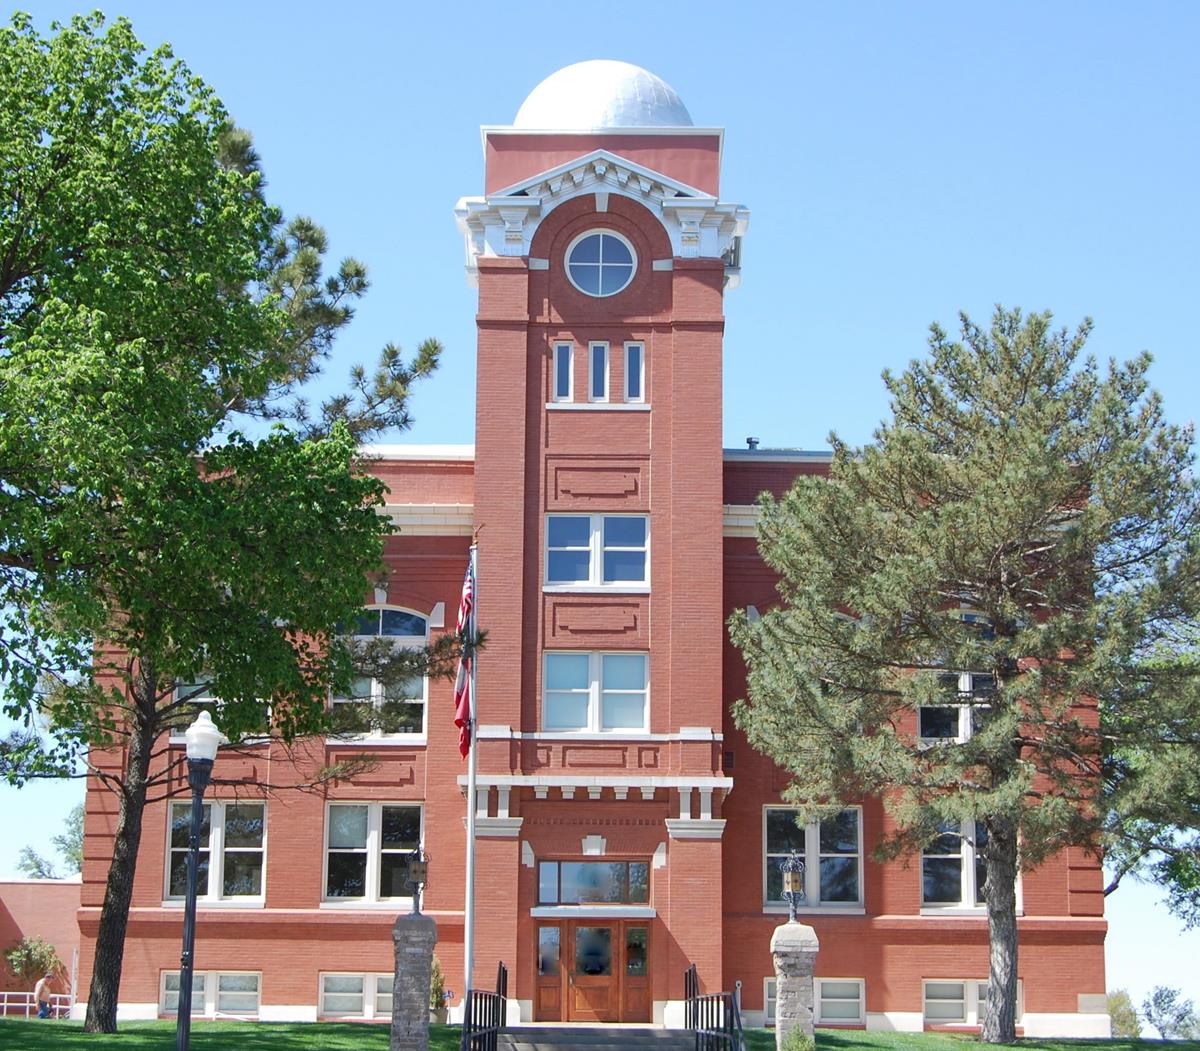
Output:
[[33, 973, 54, 1019]]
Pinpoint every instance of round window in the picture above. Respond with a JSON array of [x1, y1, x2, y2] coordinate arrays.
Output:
[[565, 231, 636, 297]]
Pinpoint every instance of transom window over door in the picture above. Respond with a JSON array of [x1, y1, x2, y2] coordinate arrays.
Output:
[[546, 515, 648, 589], [566, 231, 636, 297], [537, 860, 650, 904], [544, 652, 649, 733]]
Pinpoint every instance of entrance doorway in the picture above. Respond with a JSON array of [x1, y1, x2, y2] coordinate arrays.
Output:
[[535, 920, 650, 1022]]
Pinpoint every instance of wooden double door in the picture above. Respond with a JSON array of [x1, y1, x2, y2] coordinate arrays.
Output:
[[534, 920, 650, 1023]]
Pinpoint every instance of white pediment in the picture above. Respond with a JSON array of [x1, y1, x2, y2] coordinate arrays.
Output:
[[454, 149, 749, 289]]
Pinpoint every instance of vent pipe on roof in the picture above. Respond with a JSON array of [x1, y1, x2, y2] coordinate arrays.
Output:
[[746, 437, 759, 450]]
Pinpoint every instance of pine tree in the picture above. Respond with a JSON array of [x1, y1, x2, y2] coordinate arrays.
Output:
[[732, 307, 1200, 1043]]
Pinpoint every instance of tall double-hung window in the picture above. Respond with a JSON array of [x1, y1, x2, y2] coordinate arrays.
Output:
[[329, 607, 429, 740], [545, 515, 648, 589], [763, 807, 864, 909], [543, 652, 649, 733], [922, 820, 989, 907]]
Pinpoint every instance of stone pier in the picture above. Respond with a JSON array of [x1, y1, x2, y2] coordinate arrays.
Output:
[[770, 922, 820, 1049], [392, 913, 438, 1051]]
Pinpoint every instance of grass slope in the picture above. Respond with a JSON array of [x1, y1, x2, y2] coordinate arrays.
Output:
[[1, 1022, 1197, 1051]]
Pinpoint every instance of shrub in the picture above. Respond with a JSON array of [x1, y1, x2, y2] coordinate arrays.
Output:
[[4, 937, 63, 985], [780, 1026, 815, 1051], [430, 955, 446, 1011]]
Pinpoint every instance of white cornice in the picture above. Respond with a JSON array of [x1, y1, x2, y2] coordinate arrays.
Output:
[[458, 774, 733, 790], [664, 818, 727, 840], [455, 148, 748, 288], [359, 444, 475, 460], [384, 504, 474, 535], [722, 448, 832, 463]]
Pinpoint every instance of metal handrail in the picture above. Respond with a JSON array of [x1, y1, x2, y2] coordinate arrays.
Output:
[[460, 960, 507, 1051], [684, 965, 745, 1051], [0, 991, 72, 1019]]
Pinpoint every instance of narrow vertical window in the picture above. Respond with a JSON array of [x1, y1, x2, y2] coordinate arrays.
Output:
[[589, 343, 608, 401], [624, 343, 644, 402], [553, 343, 572, 401]]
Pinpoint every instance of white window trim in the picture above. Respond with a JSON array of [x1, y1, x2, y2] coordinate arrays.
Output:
[[623, 342, 645, 403], [169, 681, 269, 746], [552, 341, 573, 403], [542, 651, 650, 735], [923, 979, 1023, 1027], [920, 818, 1022, 914], [544, 514, 650, 591], [319, 972, 394, 1019], [565, 229, 638, 299], [320, 801, 423, 907], [815, 977, 866, 1025], [328, 605, 429, 745], [762, 805, 865, 912], [764, 976, 777, 1026], [918, 670, 993, 746], [162, 800, 266, 908], [589, 342, 609, 402], [160, 970, 261, 1019]]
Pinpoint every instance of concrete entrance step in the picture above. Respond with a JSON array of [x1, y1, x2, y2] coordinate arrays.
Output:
[[499, 1026, 696, 1051]]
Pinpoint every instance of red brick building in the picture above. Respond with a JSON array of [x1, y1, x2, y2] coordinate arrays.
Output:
[[74, 60, 1109, 1035]]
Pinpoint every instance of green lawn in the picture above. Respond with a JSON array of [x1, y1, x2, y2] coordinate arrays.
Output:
[[0, 1022, 1196, 1051]]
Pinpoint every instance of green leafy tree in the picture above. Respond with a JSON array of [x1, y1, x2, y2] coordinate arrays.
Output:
[[4, 936, 64, 986], [1107, 989, 1142, 1039], [0, 14, 443, 1032], [15, 846, 57, 880], [15, 802, 85, 879], [1143, 986, 1200, 1040], [732, 307, 1200, 1043]]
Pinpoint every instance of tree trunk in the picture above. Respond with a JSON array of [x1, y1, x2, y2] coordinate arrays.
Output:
[[83, 691, 157, 1033], [981, 815, 1019, 1043]]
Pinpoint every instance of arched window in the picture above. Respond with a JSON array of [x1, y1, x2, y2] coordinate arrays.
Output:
[[330, 607, 429, 741]]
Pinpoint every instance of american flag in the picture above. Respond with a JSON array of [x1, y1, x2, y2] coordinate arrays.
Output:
[[453, 559, 475, 759]]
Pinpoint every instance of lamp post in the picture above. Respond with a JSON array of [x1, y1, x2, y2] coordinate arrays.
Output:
[[778, 850, 805, 924], [175, 711, 222, 1051], [405, 848, 429, 915]]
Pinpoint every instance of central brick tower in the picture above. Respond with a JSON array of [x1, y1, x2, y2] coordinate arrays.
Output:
[[454, 60, 749, 1024]]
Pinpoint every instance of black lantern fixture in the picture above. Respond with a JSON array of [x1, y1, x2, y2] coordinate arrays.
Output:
[[176, 710, 223, 1051], [778, 849, 805, 924], [406, 848, 429, 915]]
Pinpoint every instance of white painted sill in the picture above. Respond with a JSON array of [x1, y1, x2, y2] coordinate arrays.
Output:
[[319, 899, 414, 911], [324, 736, 426, 747], [161, 898, 265, 910], [545, 403, 651, 412], [542, 585, 650, 595], [763, 903, 866, 916], [531, 905, 655, 918]]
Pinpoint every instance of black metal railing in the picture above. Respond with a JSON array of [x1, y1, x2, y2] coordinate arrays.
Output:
[[460, 960, 508, 1051], [684, 964, 745, 1051]]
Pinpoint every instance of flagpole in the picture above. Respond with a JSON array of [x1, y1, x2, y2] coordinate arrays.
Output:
[[462, 542, 479, 1001]]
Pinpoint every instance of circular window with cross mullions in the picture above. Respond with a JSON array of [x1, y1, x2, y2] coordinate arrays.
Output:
[[565, 230, 636, 297]]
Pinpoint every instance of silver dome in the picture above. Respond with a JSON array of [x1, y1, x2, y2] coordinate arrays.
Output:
[[513, 60, 693, 130]]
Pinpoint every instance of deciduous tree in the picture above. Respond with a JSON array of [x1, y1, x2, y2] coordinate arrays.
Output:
[[732, 307, 1200, 1042], [0, 13, 442, 1032]]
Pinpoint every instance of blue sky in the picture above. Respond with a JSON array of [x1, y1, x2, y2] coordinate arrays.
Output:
[[6, 0, 1200, 1019]]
